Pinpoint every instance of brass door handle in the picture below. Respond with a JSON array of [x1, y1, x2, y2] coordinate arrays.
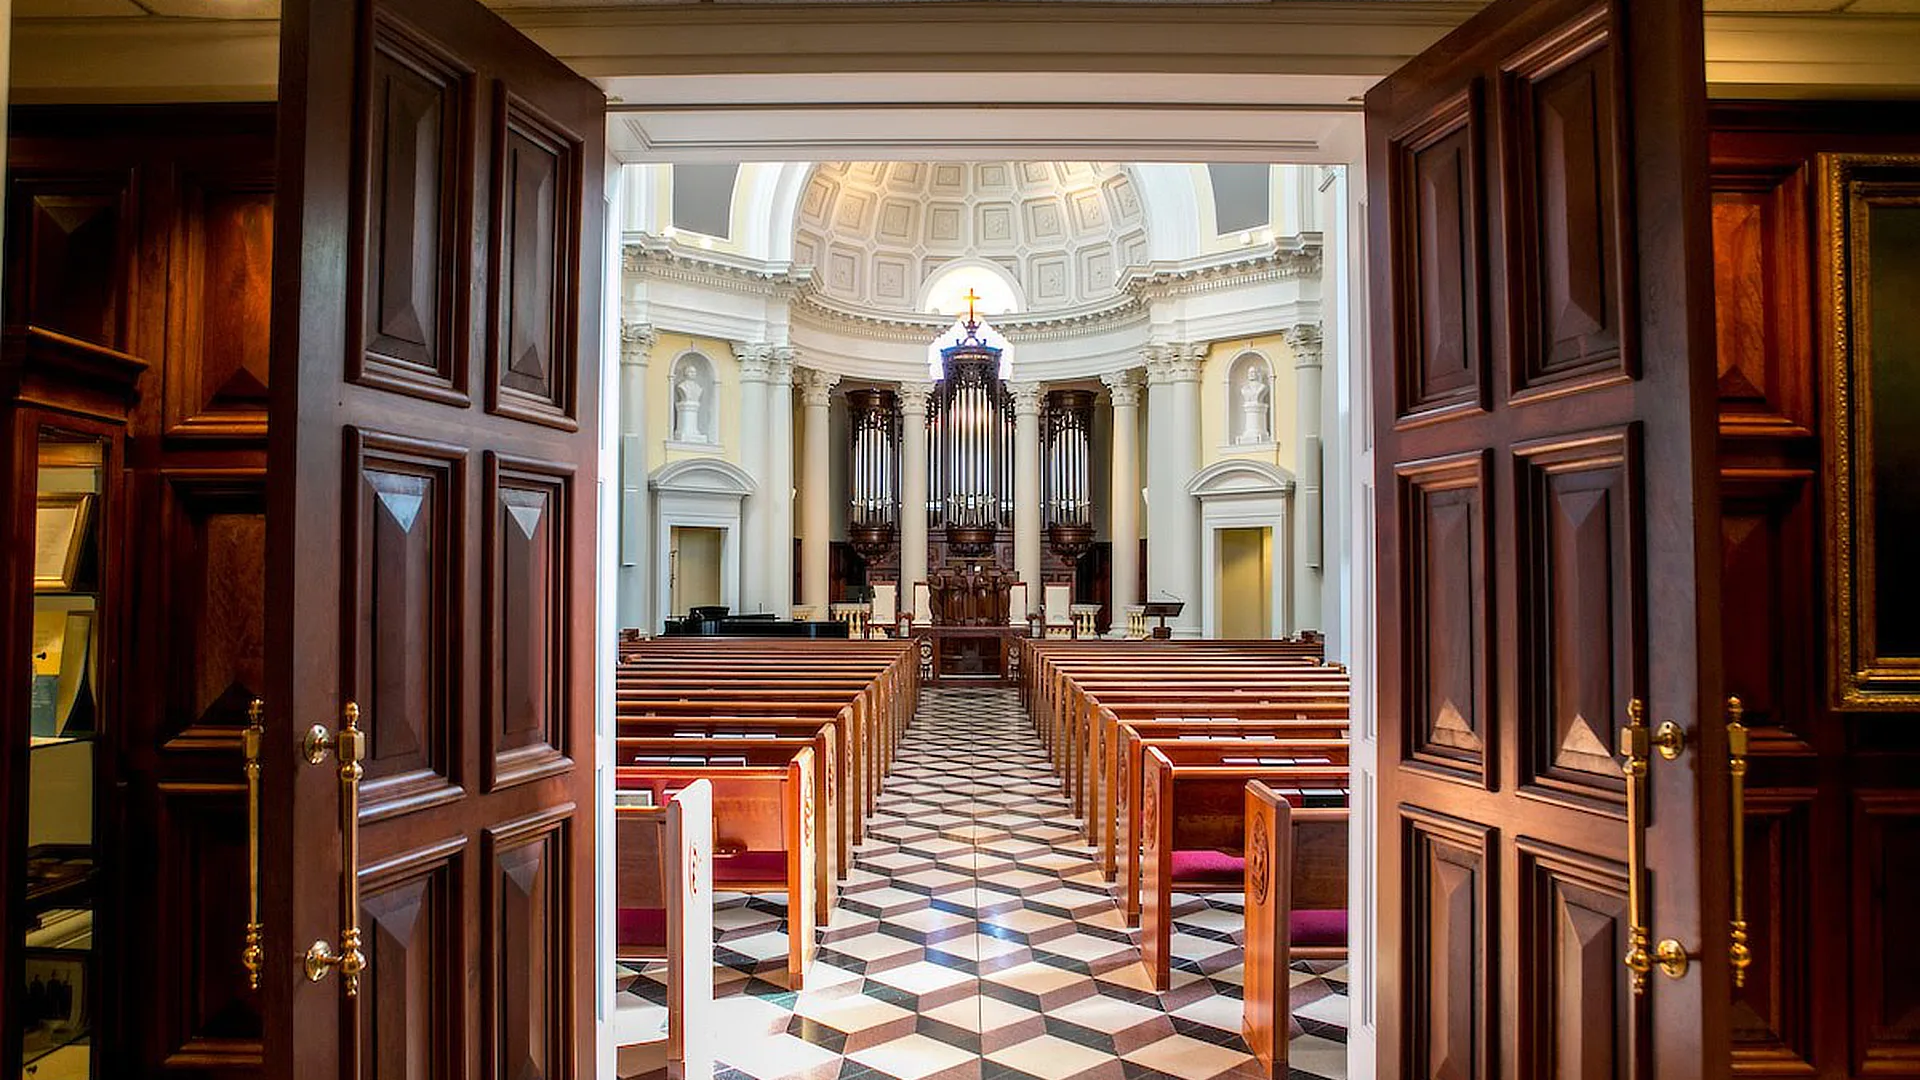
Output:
[[301, 703, 368, 997], [242, 700, 265, 991], [1728, 696, 1752, 989], [1619, 698, 1694, 995]]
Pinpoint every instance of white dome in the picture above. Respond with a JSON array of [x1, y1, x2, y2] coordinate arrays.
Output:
[[793, 161, 1150, 315]]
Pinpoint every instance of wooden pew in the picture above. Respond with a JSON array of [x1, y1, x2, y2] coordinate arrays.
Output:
[[614, 779, 714, 1080], [616, 734, 838, 921], [616, 745, 818, 989], [1243, 781, 1348, 1080], [1138, 746, 1346, 990]]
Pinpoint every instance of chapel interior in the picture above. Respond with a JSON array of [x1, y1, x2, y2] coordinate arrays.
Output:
[[0, 2, 1916, 1080]]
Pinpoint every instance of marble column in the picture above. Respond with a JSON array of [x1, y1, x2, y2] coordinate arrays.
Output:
[[736, 343, 773, 614], [618, 321, 656, 633], [898, 381, 935, 603], [1010, 381, 1044, 618], [799, 368, 840, 616], [768, 347, 797, 617], [1287, 323, 1324, 634], [1101, 368, 1143, 632], [1145, 343, 1205, 637]]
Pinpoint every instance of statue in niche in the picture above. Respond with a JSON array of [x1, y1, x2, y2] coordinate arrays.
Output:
[[1236, 366, 1271, 445], [673, 361, 707, 442]]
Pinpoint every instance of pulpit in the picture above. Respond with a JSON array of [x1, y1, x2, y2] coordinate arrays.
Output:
[[913, 566, 1026, 683]]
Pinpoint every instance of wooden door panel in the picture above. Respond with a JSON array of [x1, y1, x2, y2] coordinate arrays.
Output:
[[1515, 839, 1629, 1080], [1719, 473, 1814, 743], [1501, 13, 1632, 400], [1709, 169, 1812, 436], [159, 473, 270, 750], [484, 809, 572, 1080], [1515, 430, 1641, 804], [1396, 452, 1492, 785], [154, 783, 263, 1069], [488, 97, 580, 429], [484, 456, 572, 792], [166, 176, 274, 440], [1402, 808, 1492, 1080], [357, 15, 472, 404], [1853, 793, 1920, 1073], [10, 174, 134, 350], [345, 430, 464, 818], [1388, 88, 1488, 426], [358, 841, 464, 1080], [1729, 792, 1812, 1069]]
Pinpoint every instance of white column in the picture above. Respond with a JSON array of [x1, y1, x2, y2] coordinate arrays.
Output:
[[736, 343, 772, 614], [768, 347, 797, 617], [1146, 343, 1205, 637], [1010, 381, 1044, 618], [1287, 323, 1325, 635], [898, 381, 934, 598], [799, 368, 840, 616], [1101, 368, 1143, 631], [617, 322, 655, 632]]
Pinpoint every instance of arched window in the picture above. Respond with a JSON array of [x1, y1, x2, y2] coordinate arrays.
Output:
[[1226, 351, 1275, 447], [667, 351, 718, 447]]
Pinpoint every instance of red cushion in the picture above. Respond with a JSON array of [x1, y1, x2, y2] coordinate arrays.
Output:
[[1290, 908, 1348, 947], [1170, 848, 1245, 885], [617, 906, 667, 948], [714, 850, 789, 885]]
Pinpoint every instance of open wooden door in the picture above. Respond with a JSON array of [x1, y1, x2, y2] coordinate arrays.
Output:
[[1367, 0, 1731, 1075], [262, 0, 604, 1076]]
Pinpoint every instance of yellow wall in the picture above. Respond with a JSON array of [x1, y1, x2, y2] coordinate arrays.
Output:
[[648, 331, 742, 472], [1218, 527, 1271, 640], [669, 526, 725, 615], [1199, 334, 1298, 473]]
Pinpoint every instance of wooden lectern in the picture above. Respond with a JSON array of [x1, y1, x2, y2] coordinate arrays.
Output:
[[1141, 601, 1183, 639]]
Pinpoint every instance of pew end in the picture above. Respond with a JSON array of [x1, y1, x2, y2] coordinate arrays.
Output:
[[1242, 783, 1348, 1079], [613, 779, 715, 1080]]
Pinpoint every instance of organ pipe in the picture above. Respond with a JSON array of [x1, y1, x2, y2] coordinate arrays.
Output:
[[846, 388, 898, 556], [1044, 388, 1096, 557]]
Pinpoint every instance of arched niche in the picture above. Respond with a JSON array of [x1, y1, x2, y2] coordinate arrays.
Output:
[[1225, 350, 1276, 449], [666, 349, 719, 448]]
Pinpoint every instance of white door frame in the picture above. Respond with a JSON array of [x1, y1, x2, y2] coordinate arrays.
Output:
[[648, 457, 755, 631], [1189, 459, 1295, 640]]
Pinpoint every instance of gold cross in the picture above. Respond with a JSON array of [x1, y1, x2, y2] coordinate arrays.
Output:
[[962, 288, 981, 323]]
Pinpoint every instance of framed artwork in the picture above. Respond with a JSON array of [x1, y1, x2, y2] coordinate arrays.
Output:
[[33, 493, 94, 592], [1821, 152, 1920, 708]]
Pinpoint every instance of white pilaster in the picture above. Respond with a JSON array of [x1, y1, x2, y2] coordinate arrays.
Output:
[[1101, 369, 1143, 630], [898, 381, 935, 597], [1145, 343, 1205, 637], [1287, 323, 1324, 635], [736, 342, 773, 614], [799, 367, 840, 615], [618, 321, 655, 632], [768, 347, 797, 615], [1010, 381, 1044, 617]]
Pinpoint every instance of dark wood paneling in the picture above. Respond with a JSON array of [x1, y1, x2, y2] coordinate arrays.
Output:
[[6, 173, 135, 349], [1390, 86, 1487, 426], [1501, 11, 1633, 402], [1397, 451, 1491, 786], [352, 14, 473, 406], [358, 839, 464, 1080], [153, 782, 263, 1071], [483, 808, 571, 1080], [1719, 471, 1815, 746], [1402, 807, 1491, 1080], [164, 175, 273, 439], [1730, 791, 1813, 1071], [1515, 430, 1641, 806], [483, 454, 572, 792], [158, 473, 269, 753], [1854, 793, 1920, 1075], [346, 430, 464, 819], [487, 94, 579, 430], [1710, 167, 1812, 436], [1516, 838, 1630, 1080]]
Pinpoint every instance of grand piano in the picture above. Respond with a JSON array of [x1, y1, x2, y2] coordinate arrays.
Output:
[[663, 607, 850, 639]]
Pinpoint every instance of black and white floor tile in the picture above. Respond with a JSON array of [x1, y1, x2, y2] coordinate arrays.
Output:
[[618, 687, 1349, 1080]]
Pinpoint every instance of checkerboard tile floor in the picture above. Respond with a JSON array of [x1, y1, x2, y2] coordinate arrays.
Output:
[[617, 687, 1348, 1080]]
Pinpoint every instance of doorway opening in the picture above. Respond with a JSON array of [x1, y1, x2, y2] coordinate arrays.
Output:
[[1218, 526, 1273, 640], [668, 526, 725, 618]]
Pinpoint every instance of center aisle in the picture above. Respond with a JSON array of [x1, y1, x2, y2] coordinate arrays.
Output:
[[626, 687, 1348, 1080]]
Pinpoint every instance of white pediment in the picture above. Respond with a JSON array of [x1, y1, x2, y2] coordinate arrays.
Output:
[[649, 457, 756, 498], [1187, 458, 1295, 500]]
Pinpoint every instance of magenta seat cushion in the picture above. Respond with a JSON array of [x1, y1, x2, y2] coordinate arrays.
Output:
[[617, 906, 667, 948], [1170, 848, 1245, 885], [714, 850, 789, 885], [1290, 908, 1348, 947]]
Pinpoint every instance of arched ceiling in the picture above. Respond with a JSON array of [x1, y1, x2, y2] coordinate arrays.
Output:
[[793, 162, 1150, 316]]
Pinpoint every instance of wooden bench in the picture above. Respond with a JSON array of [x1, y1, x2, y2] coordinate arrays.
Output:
[[614, 779, 714, 1080], [1138, 745, 1347, 990], [1243, 781, 1348, 1080], [616, 745, 818, 989]]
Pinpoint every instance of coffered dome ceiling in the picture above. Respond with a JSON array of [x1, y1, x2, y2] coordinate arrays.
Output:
[[794, 162, 1150, 316]]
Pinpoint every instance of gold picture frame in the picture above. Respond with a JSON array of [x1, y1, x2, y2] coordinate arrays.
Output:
[[1821, 152, 1920, 709], [32, 493, 93, 593]]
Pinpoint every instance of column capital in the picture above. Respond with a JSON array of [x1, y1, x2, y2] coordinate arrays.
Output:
[[619, 321, 656, 367], [1285, 323, 1324, 369], [897, 380, 937, 415], [1100, 368, 1144, 409], [1145, 343, 1205, 384], [798, 367, 840, 407], [767, 345, 797, 387], [1008, 381, 1045, 416], [735, 342, 775, 382]]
